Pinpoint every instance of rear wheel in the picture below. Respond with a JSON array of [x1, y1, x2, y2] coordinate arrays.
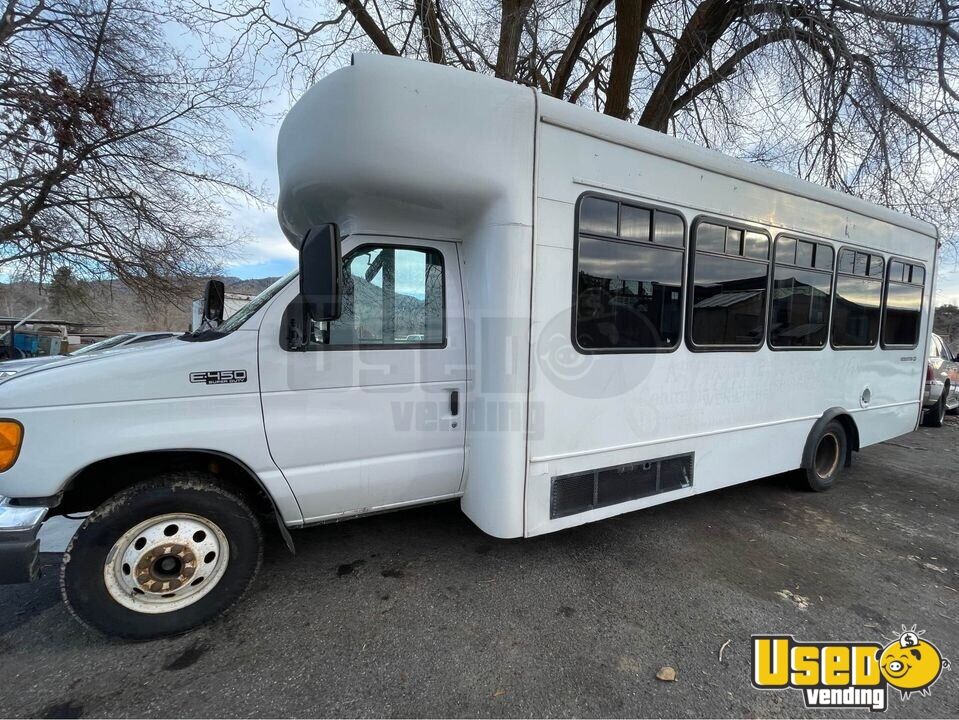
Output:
[[61, 473, 262, 640], [923, 392, 946, 428], [802, 421, 847, 492]]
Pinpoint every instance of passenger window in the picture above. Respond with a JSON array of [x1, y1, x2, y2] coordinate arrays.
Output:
[[697, 223, 726, 254], [769, 237, 834, 348], [323, 245, 445, 347], [831, 248, 883, 348], [688, 219, 770, 348], [744, 231, 769, 260], [655, 211, 685, 248], [882, 259, 925, 348], [579, 196, 618, 236], [574, 196, 685, 351]]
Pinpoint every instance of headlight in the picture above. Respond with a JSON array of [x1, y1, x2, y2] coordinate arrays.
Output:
[[0, 420, 23, 472]]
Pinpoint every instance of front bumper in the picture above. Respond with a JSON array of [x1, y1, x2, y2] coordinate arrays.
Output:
[[0, 497, 48, 583]]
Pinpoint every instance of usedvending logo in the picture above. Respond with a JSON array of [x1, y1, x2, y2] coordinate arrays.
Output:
[[189, 370, 247, 385], [752, 627, 950, 711]]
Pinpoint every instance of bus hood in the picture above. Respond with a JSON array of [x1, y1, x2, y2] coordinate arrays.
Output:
[[0, 339, 171, 381], [0, 330, 261, 410], [0, 355, 63, 375]]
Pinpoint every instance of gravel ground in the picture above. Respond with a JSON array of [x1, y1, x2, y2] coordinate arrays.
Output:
[[1, 418, 957, 718]]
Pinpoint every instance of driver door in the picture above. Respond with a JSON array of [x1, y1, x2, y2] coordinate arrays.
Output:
[[258, 237, 467, 523]]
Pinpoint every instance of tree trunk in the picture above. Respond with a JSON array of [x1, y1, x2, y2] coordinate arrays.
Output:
[[415, 0, 445, 64], [638, 0, 746, 131], [551, 0, 612, 98], [340, 0, 399, 56], [495, 0, 534, 80], [604, 0, 655, 119]]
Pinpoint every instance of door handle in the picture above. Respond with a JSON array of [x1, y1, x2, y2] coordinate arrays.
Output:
[[449, 390, 459, 416]]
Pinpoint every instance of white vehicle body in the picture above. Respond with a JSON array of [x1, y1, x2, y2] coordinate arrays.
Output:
[[0, 55, 939, 589]]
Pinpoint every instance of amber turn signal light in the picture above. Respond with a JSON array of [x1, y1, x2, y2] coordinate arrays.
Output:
[[0, 420, 23, 472]]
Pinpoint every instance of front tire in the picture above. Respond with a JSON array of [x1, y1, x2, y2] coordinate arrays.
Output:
[[802, 421, 847, 492], [61, 473, 262, 640]]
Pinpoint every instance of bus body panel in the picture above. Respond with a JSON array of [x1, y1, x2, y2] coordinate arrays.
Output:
[[524, 109, 937, 537]]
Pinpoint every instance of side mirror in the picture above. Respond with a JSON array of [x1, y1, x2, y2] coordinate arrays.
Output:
[[299, 224, 342, 322], [202, 279, 225, 326]]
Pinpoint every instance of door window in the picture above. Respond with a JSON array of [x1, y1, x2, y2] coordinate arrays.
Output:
[[323, 245, 446, 348]]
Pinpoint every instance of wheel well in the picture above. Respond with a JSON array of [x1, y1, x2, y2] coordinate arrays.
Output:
[[802, 409, 860, 470], [832, 414, 860, 466], [56, 450, 280, 527]]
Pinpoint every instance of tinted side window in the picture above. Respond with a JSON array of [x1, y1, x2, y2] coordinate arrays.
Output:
[[688, 220, 770, 348], [323, 246, 445, 347], [770, 237, 833, 348], [882, 259, 925, 348], [575, 196, 685, 351], [831, 248, 883, 348]]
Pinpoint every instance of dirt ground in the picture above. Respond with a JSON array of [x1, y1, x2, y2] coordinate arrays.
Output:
[[1, 418, 957, 718]]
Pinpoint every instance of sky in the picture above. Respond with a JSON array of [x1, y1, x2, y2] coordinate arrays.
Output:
[[221, 92, 299, 280]]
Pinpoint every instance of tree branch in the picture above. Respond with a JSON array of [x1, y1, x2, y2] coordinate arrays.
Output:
[[338, 0, 399, 56]]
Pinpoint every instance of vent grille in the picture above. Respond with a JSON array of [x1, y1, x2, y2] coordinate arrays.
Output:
[[550, 453, 693, 519]]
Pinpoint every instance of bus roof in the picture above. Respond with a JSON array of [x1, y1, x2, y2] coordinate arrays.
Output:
[[277, 54, 937, 244]]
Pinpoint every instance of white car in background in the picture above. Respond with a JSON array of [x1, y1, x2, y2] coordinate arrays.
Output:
[[0, 331, 178, 378]]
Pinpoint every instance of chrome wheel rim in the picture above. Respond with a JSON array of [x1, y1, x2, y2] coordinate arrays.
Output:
[[814, 432, 841, 479], [103, 513, 229, 614]]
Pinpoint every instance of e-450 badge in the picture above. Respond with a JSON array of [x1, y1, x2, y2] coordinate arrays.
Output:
[[190, 370, 248, 385]]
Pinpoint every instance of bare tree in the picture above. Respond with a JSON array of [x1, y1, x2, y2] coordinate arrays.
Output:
[[0, 0, 264, 299], [185, 0, 959, 250]]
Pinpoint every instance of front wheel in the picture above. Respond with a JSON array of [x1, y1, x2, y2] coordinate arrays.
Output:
[[802, 421, 847, 492], [61, 473, 262, 640]]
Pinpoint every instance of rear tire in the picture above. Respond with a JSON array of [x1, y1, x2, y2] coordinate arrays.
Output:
[[802, 421, 847, 492], [923, 393, 946, 428], [61, 473, 262, 641]]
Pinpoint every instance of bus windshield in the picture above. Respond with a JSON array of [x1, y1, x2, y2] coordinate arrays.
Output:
[[72, 334, 136, 356], [216, 270, 298, 333]]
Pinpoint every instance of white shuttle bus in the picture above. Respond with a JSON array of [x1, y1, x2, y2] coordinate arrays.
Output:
[[0, 55, 938, 639]]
